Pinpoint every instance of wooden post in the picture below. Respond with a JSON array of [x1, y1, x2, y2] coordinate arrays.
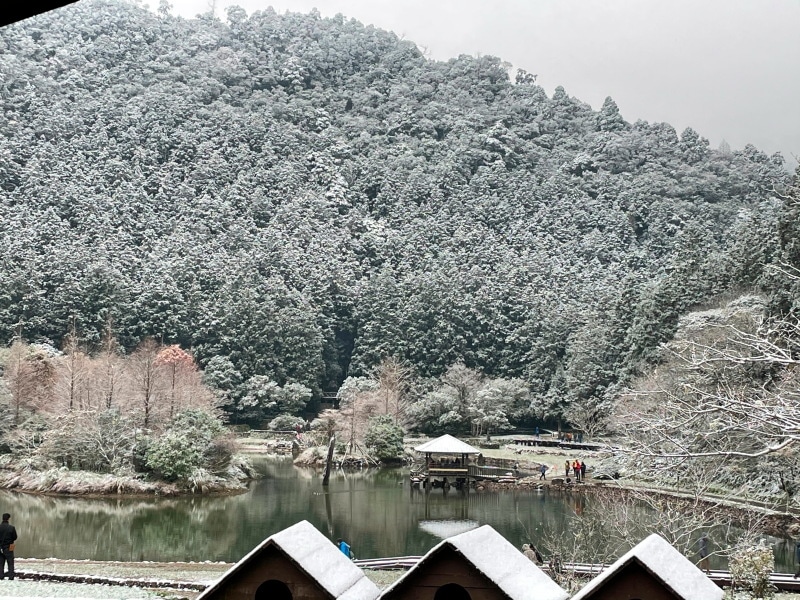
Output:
[[322, 434, 335, 486]]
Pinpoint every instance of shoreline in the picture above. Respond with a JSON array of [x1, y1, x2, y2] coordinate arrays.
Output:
[[482, 476, 799, 538]]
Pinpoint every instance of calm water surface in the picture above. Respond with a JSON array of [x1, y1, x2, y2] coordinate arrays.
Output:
[[3, 457, 794, 571]]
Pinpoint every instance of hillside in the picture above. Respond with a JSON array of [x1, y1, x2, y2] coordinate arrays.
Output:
[[0, 0, 792, 426]]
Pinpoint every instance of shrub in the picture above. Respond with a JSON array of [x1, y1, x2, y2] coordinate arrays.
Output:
[[144, 409, 230, 483], [364, 415, 405, 461], [145, 431, 202, 482], [268, 414, 305, 431], [729, 541, 775, 598], [37, 411, 135, 473]]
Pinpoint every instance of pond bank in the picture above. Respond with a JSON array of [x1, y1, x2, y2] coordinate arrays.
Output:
[[475, 439, 800, 538], [0, 459, 254, 496]]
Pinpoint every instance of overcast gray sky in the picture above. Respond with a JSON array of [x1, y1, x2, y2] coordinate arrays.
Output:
[[166, 0, 800, 168]]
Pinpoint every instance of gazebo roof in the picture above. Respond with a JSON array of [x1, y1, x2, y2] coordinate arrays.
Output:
[[414, 434, 481, 455], [571, 533, 723, 600]]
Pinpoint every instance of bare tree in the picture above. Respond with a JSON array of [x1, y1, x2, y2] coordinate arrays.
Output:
[[4, 337, 56, 424], [59, 319, 89, 411], [614, 300, 800, 462], [336, 377, 380, 456], [541, 474, 765, 591], [99, 318, 121, 410], [126, 338, 162, 428], [611, 297, 800, 510], [374, 356, 412, 425], [5, 338, 36, 426], [155, 344, 197, 420], [441, 362, 483, 417], [566, 397, 610, 441]]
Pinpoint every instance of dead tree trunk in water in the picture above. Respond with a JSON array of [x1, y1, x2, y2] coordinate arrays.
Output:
[[322, 434, 336, 486]]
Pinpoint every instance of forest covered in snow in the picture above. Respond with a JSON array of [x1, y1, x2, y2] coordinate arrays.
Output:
[[0, 0, 796, 437]]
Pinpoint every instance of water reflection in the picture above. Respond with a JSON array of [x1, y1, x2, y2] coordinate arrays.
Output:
[[0, 457, 793, 571]]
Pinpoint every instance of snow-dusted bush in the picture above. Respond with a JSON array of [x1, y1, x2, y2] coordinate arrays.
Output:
[[144, 409, 227, 483], [268, 414, 305, 431], [729, 541, 774, 598], [364, 415, 404, 461]]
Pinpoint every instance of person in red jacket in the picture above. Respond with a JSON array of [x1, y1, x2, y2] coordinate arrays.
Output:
[[0, 513, 17, 580]]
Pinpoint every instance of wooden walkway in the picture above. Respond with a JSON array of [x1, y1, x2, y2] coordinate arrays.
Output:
[[354, 557, 800, 591], [512, 437, 605, 451]]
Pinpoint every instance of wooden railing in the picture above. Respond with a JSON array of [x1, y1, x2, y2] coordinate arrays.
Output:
[[352, 558, 800, 592]]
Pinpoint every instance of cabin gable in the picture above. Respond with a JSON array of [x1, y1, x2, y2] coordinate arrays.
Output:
[[572, 559, 683, 600], [382, 545, 510, 600], [197, 544, 333, 600]]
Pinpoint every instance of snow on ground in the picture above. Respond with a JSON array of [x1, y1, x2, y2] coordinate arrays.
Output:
[[0, 580, 160, 598]]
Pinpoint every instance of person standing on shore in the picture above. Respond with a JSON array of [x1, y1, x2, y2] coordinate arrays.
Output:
[[698, 533, 710, 574], [0, 513, 17, 580], [794, 540, 800, 578], [539, 464, 547, 480], [564, 460, 570, 479]]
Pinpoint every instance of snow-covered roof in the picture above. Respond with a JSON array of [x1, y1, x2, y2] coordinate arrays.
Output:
[[414, 434, 481, 455], [196, 520, 379, 600], [571, 533, 723, 600], [383, 524, 568, 600]]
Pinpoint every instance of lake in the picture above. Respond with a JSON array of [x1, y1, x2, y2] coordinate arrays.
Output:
[[3, 457, 795, 571]]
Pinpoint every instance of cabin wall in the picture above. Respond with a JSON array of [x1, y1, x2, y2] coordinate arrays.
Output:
[[383, 548, 508, 600], [577, 562, 682, 600], [201, 550, 329, 600]]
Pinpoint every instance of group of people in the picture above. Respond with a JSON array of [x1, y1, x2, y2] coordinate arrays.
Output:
[[565, 459, 587, 482], [537, 459, 587, 481]]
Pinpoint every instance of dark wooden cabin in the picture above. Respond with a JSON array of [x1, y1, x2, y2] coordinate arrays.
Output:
[[195, 520, 380, 600], [570, 533, 723, 600], [380, 524, 567, 600]]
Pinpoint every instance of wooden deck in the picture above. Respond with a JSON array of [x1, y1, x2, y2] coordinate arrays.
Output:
[[512, 437, 605, 451]]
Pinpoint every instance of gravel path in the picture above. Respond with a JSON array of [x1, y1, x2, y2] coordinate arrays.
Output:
[[0, 559, 233, 600], [0, 580, 162, 599]]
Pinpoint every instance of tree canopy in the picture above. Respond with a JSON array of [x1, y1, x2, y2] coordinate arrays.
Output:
[[0, 1, 791, 428]]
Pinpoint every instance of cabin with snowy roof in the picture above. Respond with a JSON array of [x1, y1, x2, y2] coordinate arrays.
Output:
[[380, 524, 568, 600], [195, 520, 380, 600], [570, 533, 723, 600]]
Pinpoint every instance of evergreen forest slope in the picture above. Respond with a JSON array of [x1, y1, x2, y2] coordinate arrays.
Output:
[[0, 0, 792, 424]]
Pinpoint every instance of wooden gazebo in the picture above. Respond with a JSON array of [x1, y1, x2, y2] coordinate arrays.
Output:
[[414, 434, 482, 491]]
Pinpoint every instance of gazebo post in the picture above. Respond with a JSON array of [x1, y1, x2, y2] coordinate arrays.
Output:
[[425, 452, 432, 493]]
